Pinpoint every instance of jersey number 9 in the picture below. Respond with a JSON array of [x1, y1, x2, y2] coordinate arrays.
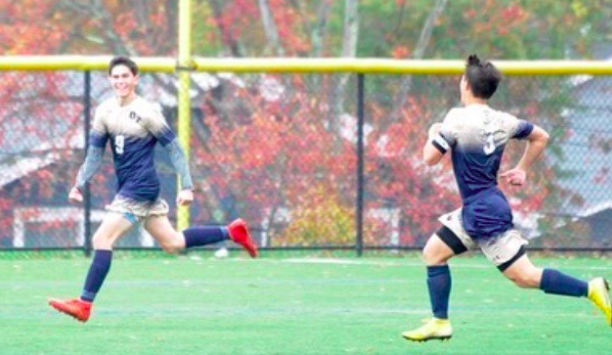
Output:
[[115, 135, 125, 155]]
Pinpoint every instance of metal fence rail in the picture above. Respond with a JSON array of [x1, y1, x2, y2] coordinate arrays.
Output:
[[1, 66, 611, 253]]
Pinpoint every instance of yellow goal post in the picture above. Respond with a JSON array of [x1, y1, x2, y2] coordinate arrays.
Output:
[[2, 56, 612, 75]]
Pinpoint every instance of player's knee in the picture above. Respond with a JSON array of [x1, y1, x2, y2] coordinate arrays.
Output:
[[422, 240, 446, 265], [509, 274, 529, 288], [160, 238, 185, 255], [422, 246, 435, 264], [508, 271, 540, 289], [161, 243, 180, 254], [92, 233, 114, 250]]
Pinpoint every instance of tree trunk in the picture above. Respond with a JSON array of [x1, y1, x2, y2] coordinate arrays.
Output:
[[328, 0, 358, 142], [391, 0, 448, 122], [311, 0, 332, 57], [258, 0, 285, 56]]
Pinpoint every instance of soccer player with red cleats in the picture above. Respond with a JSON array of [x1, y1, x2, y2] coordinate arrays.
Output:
[[48, 57, 260, 324], [48, 298, 92, 322], [228, 218, 258, 258]]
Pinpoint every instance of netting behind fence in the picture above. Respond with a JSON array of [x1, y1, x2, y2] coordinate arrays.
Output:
[[1, 70, 611, 250]]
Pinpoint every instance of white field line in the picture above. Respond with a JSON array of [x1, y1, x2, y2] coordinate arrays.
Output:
[[261, 257, 612, 271]]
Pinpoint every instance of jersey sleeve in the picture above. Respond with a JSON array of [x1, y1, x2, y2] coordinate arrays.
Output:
[[143, 103, 177, 146], [142, 102, 194, 189], [90, 106, 109, 148], [432, 108, 460, 154], [75, 105, 107, 189], [501, 113, 534, 140]]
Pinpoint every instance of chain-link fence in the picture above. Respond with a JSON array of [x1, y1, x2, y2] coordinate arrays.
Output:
[[1, 70, 611, 251]]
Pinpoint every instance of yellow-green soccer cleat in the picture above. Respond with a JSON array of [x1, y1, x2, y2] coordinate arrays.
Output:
[[402, 318, 452, 342], [588, 277, 612, 326]]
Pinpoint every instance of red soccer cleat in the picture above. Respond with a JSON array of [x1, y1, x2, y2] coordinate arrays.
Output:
[[228, 219, 258, 258], [48, 298, 92, 322]]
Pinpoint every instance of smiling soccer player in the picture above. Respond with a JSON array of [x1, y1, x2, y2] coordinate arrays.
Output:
[[48, 56, 258, 322]]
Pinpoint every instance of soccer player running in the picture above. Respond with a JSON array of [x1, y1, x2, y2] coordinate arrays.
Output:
[[49, 56, 258, 322], [403, 55, 611, 342]]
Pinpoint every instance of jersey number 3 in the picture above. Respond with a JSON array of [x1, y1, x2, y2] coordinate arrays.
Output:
[[114, 135, 125, 155]]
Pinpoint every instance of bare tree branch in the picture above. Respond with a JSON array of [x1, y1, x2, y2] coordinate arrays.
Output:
[[392, 0, 408, 35], [311, 0, 332, 57], [328, 0, 358, 140], [207, 0, 244, 56], [86, 0, 135, 55], [133, 0, 149, 25], [165, 0, 177, 52], [391, 0, 447, 121], [341, 0, 359, 58], [257, 0, 285, 56], [305, 0, 333, 93], [134, 0, 174, 55]]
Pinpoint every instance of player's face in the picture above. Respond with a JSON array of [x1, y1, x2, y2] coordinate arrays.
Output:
[[109, 65, 138, 99]]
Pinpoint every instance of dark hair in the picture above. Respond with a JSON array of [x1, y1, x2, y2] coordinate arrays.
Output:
[[108, 56, 138, 76], [464, 54, 501, 99]]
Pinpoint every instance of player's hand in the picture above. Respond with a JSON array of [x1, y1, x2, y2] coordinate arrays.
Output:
[[428, 123, 443, 138], [500, 168, 526, 186], [176, 189, 194, 206], [68, 187, 83, 203]]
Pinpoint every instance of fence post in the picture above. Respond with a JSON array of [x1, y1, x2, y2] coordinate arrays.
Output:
[[83, 70, 92, 257], [356, 74, 365, 257]]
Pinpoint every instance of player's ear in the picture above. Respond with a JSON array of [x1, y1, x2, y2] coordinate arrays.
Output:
[[459, 75, 468, 93]]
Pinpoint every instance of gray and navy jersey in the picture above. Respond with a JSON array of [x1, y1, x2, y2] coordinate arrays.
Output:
[[432, 105, 534, 239], [89, 96, 176, 202]]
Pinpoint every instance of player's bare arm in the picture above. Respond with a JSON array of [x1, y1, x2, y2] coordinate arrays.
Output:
[[500, 125, 549, 186]]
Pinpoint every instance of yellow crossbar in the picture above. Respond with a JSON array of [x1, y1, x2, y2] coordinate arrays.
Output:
[[1, 56, 612, 75]]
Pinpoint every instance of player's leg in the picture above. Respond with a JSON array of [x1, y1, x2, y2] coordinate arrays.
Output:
[[502, 252, 610, 325], [403, 222, 471, 342], [144, 214, 257, 257], [500, 252, 542, 288], [144, 215, 188, 253], [487, 230, 589, 295], [422, 231, 459, 320], [494, 234, 588, 293], [48, 212, 134, 322]]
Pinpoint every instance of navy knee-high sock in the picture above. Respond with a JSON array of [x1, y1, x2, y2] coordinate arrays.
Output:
[[540, 268, 588, 297], [427, 265, 451, 319], [183, 226, 230, 249], [81, 250, 113, 303]]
